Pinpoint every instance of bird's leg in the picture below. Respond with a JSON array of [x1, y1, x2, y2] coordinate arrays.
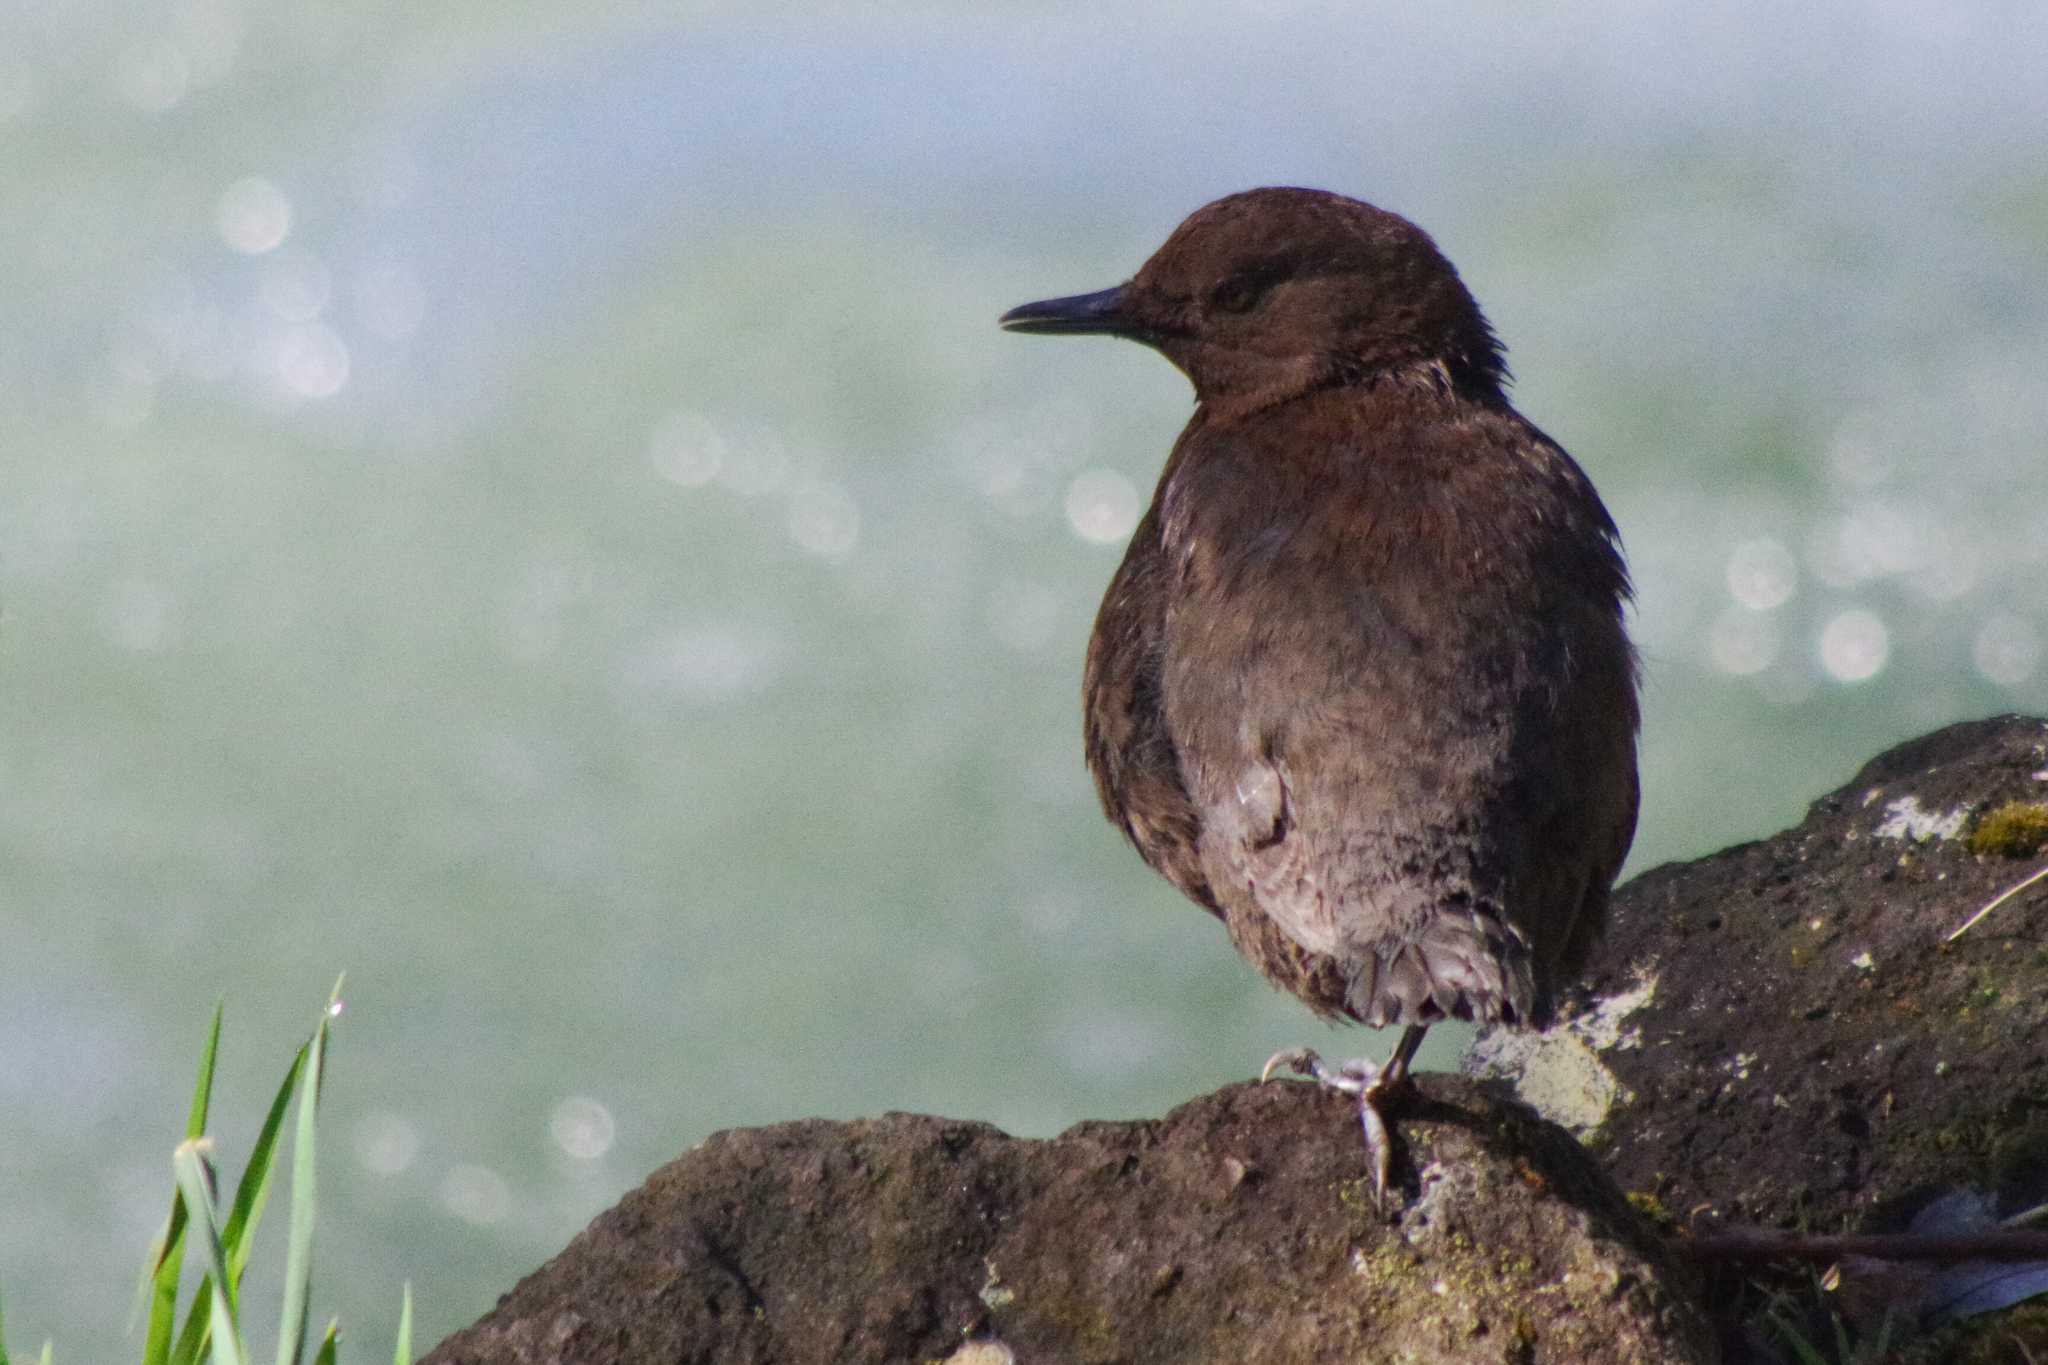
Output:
[[1356, 1025, 1430, 1202], [1379, 1023, 1429, 1093], [1261, 1024, 1431, 1205]]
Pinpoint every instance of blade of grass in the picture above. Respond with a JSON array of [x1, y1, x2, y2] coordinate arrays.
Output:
[[171, 1036, 316, 1365], [1764, 1305, 1829, 1365], [141, 1001, 226, 1363], [311, 1322, 338, 1365], [172, 1141, 246, 1365], [222, 1043, 310, 1288], [1, 1281, 12, 1365], [185, 1002, 226, 1138], [134, 1206, 185, 1352], [273, 977, 343, 1365], [392, 1284, 412, 1365], [1947, 859, 2048, 942], [167, 1275, 215, 1365]]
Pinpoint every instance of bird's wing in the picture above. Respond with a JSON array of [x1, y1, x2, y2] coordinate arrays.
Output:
[[1156, 403, 1634, 1027], [1083, 495, 1220, 917], [1198, 727, 1543, 1028]]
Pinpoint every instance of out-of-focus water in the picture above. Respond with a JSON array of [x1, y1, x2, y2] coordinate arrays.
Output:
[[3, 1, 2046, 1356]]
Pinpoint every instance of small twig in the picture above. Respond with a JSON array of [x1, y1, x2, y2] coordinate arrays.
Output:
[[1688, 1229, 2048, 1265], [1947, 859, 2048, 942]]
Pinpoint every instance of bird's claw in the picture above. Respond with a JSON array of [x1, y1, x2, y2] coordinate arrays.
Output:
[[1259, 1046, 1379, 1094], [1260, 1046, 1321, 1085], [1259, 1046, 1402, 1209]]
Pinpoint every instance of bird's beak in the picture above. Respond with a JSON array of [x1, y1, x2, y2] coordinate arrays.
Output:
[[998, 285, 1137, 337]]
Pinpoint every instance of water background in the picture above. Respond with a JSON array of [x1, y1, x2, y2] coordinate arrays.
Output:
[[4, 1, 2047, 1356]]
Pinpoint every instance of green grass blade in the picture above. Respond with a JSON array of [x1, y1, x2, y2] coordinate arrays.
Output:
[[173, 1040, 312, 1365], [171, 1141, 245, 1365], [35, 1345, 49, 1365], [167, 1276, 214, 1365], [0, 1287, 48, 1365], [186, 1002, 226, 1139], [273, 978, 342, 1365], [134, 1208, 181, 1344], [392, 1284, 412, 1365], [311, 1322, 338, 1365], [1764, 1305, 1829, 1365], [137, 1203, 189, 1357], [142, 1000, 226, 1364], [221, 1042, 310, 1289]]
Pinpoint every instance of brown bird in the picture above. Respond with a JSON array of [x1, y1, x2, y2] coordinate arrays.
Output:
[[1000, 188, 1639, 1200]]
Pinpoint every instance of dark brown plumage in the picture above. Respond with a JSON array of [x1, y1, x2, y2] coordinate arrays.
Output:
[[1001, 188, 1640, 1196]]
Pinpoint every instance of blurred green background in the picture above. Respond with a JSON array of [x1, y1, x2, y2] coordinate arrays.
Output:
[[4, 0, 2046, 1356]]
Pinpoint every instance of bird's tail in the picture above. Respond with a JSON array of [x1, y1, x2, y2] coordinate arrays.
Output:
[[1345, 905, 1541, 1029]]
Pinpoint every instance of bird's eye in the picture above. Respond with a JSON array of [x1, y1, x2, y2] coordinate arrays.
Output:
[[1210, 269, 1277, 315]]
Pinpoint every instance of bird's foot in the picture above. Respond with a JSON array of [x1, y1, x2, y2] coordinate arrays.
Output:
[[1258, 1047, 1409, 1208], [1259, 1046, 1378, 1091]]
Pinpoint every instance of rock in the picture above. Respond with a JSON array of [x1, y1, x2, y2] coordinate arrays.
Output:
[[424, 1077, 1714, 1364], [1470, 714, 2048, 1239], [429, 717, 2048, 1363]]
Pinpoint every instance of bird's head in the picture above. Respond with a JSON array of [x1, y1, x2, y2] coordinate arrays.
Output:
[[1001, 187, 1506, 417]]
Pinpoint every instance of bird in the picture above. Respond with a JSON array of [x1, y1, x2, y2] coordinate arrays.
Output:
[[999, 187, 1639, 1202]]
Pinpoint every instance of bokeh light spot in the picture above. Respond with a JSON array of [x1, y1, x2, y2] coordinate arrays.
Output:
[[1724, 537, 1797, 610], [787, 480, 860, 559], [217, 177, 292, 255], [1054, 1008, 1166, 1080], [1708, 607, 1778, 676], [1973, 613, 2041, 686], [1063, 468, 1138, 544], [649, 410, 726, 487], [1818, 609, 1890, 683], [549, 1095, 616, 1160], [112, 41, 189, 113], [354, 1112, 419, 1176], [438, 1163, 511, 1225], [274, 322, 350, 398]]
